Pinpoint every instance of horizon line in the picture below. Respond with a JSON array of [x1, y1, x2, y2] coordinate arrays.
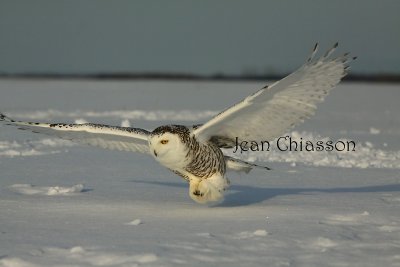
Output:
[[1, 72, 400, 83]]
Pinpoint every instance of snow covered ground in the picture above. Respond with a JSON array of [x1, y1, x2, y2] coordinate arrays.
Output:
[[0, 79, 399, 267]]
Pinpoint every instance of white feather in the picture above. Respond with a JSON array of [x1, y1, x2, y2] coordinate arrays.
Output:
[[0, 114, 150, 154], [193, 44, 354, 143]]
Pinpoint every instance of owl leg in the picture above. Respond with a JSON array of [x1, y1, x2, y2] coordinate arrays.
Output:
[[188, 175, 229, 204]]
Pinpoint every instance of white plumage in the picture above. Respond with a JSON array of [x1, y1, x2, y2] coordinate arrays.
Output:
[[194, 43, 353, 145], [0, 43, 354, 204]]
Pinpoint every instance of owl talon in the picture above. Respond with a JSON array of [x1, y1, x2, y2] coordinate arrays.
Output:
[[193, 190, 204, 197]]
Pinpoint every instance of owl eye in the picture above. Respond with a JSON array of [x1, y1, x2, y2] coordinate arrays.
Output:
[[160, 139, 169, 145]]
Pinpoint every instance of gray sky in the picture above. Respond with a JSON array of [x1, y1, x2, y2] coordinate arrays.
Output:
[[0, 0, 399, 75]]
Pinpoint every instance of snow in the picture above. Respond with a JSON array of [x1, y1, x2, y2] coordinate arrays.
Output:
[[370, 127, 381, 135], [10, 183, 86, 196], [227, 130, 400, 169], [1, 79, 400, 267], [120, 119, 131, 128], [0, 247, 158, 267], [235, 229, 269, 239], [7, 109, 218, 122], [125, 219, 143, 226]]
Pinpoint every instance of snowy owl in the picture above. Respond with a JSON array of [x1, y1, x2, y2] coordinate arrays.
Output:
[[0, 43, 354, 204]]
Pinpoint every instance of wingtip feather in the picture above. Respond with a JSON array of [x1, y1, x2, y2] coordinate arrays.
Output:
[[323, 42, 339, 59], [308, 43, 319, 62], [0, 113, 15, 123], [334, 42, 339, 48]]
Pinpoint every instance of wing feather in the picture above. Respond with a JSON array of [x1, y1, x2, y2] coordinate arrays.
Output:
[[0, 113, 150, 153], [193, 43, 355, 146]]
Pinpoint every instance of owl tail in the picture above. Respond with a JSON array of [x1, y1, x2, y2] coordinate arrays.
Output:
[[224, 156, 271, 173]]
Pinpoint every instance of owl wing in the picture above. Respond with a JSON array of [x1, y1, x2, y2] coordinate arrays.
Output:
[[193, 43, 355, 147], [0, 113, 150, 153]]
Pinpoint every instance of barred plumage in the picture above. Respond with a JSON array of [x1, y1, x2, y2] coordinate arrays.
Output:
[[185, 138, 226, 179]]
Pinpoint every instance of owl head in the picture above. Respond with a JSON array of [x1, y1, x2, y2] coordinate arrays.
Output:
[[149, 125, 191, 168]]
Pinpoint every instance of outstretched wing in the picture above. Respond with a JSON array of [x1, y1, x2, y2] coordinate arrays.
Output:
[[0, 114, 150, 153], [193, 43, 355, 147], [225, 156, 271, 173]]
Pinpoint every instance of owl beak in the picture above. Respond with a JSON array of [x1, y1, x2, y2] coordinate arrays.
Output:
[[153, 150, 158, 157]]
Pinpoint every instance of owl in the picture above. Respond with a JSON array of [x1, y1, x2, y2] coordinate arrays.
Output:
[[0, 43, 354, 204]]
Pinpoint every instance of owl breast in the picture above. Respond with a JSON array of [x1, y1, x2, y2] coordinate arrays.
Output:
[[183, 139, 226, 179]]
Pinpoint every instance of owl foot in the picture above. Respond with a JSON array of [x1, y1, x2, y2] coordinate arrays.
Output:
[[189, 177, 226, 204], [192, 190, 204, 197]]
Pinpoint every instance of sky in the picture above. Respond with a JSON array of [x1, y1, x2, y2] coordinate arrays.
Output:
[[0, 0, 399, 76]]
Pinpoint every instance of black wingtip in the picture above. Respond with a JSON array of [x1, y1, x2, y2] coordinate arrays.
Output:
[[352, 56, 358, 60], [308, 43, 319, 62], [2, 114, 35, 125], [0, 113, 10, 122], [255, 163, 272, 171], [334, 42, 339, 48]]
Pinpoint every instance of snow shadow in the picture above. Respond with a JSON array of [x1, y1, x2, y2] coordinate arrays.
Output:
[[129, 180, 187, 188], [221, 183, 400, 207], [129, 180, 400, 207]]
